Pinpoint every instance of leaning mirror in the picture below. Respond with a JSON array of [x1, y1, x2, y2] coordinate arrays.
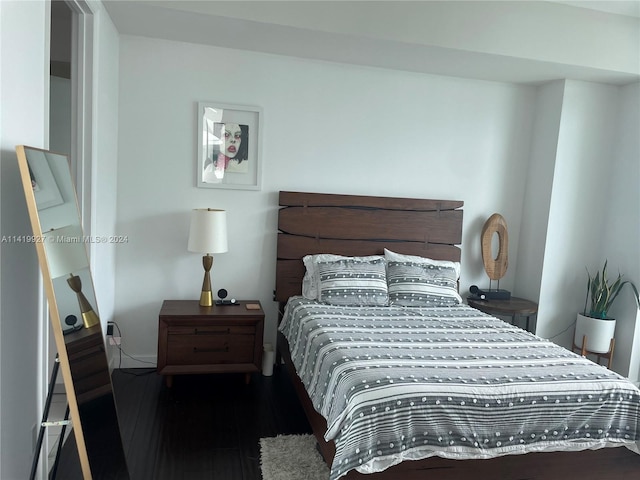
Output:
[[16, 146, 129, 479]]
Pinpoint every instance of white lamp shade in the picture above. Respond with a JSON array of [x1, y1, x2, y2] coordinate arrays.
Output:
[[188, 209, 228, 254], [42, 224, 90, 279]]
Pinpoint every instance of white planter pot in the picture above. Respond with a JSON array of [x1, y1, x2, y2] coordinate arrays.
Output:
[[574, 313, 616, 354]]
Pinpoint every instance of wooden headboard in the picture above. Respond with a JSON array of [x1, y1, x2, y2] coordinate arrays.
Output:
[[274, 191, 463, 302]]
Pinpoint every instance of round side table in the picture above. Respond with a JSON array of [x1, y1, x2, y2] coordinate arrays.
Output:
[[467, 296, 538, 332]]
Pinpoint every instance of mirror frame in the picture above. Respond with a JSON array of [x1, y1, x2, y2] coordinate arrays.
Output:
[[16, 145, 129, 479]]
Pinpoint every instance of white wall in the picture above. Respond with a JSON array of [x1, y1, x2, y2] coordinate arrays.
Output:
[[513, 81, 564, 309], [89, 0, 120, 333], [601, 82, 640, 376], [0, 2, 48, 478], [530, 80, 640, 379], [114, 35, 536, 363]]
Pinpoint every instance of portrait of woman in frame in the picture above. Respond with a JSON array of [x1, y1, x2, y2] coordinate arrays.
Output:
[[197, 102, 262, 191]]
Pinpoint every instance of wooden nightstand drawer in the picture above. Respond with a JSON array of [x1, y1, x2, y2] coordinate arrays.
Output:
[[167, 325, 255, 336], [166, 334, 255, 365]]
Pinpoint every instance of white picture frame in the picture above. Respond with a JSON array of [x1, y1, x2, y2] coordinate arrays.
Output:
[[196, 102, 263, 190]]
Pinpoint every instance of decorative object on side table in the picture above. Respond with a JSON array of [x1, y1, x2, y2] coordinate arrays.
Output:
[[469, 213, 511, 300], [188, 208, 228, 306], [216, 288, 237, 305], [573, 260, 640, 367], [157, 300, 265, 387]]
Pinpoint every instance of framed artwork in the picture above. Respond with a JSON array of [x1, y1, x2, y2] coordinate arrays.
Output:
[[197, 102, 263, 190]]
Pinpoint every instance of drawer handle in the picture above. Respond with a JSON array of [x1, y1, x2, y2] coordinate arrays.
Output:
[[193, 346, 229, 354], [194, 328, 230, 335]]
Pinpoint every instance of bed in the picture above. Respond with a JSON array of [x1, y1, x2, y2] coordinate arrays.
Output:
[[274, 191, 640, 480]]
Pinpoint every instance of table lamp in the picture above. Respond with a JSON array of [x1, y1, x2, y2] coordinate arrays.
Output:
[[42, 224, 99, 328], [188, 209, 228, 306]]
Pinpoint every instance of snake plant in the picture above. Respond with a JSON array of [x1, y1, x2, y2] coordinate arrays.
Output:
[[583, 260, 640, 319]]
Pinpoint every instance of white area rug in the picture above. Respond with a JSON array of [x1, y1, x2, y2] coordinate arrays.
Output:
[[260, 434, 330, 480]]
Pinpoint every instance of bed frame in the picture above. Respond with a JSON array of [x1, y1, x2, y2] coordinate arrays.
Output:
[[274, 191, 640, 479]]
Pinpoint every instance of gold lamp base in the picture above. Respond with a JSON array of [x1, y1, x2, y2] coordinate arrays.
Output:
[[81, 309, 100, 329], [67, 274, 101, 329], [199, 290, 213, 307]]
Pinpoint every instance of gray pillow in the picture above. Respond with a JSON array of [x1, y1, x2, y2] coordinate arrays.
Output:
[[317, 258, 389, 306], [387, 261, 462, 307]]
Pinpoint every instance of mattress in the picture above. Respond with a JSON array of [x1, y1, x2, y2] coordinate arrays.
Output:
[[278, 296, 640, 480]]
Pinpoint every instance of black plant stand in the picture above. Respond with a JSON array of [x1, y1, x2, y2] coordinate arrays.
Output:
[[30, 354, 71, 480]]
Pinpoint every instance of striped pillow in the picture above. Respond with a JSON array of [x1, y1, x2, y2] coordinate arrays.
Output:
[[317, 258, 389, 306], [302, 254, 384, 300], [387, 261, 462, 307]]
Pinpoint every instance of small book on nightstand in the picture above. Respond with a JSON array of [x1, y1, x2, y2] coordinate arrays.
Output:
[[245, 303, 261, 310]]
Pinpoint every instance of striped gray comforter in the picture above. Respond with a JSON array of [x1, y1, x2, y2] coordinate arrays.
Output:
[[279, 296, 640, 480]]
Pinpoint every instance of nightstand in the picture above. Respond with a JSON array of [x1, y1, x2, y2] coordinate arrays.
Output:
[[467, 296, 538, 332], [157, 300, 264, 387]]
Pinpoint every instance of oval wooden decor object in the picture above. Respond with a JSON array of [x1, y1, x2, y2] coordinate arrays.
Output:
[[481, 213, 508, 280]]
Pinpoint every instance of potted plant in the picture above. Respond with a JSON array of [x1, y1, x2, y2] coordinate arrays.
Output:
[[574, 260, 640, 354]]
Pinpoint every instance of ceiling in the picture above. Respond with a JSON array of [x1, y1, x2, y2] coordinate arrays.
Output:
[[102, 1, 640, 85]]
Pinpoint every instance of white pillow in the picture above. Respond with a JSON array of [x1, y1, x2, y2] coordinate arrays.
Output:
[[384, 248, 461, 280], [302, 254, 384, 300]]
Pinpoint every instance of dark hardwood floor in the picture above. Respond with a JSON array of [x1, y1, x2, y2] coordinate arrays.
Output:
[[54, 367, 312, 479]]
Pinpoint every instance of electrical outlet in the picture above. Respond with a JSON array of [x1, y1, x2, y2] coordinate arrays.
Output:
[[109, 336, 121, 346], [106, 323, 114, 335]]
